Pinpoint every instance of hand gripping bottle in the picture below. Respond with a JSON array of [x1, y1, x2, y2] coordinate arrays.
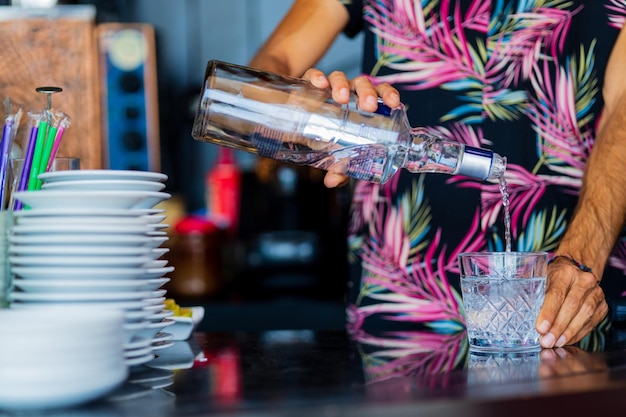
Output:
[[192, 60, 506, 184]]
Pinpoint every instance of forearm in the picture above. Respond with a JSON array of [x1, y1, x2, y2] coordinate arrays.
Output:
[[248, 55, 292, 76], [248, 0, 349, 77], [556, 92, 626, 278]]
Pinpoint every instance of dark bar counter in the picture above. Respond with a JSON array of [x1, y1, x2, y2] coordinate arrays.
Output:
[[14, 327, 626, 417]]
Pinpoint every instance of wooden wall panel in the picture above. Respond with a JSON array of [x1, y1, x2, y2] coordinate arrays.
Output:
[[0, 7, 102, 169]]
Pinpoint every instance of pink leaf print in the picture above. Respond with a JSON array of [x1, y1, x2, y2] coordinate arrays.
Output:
[[528, 54, 595, 178], [364, 0, 489, 88], [607, 0, 626, 29], [489, 6, 580, 87], [352, 330, 467, 386]]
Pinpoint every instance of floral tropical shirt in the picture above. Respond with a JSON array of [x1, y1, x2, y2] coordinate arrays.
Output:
[[341, 0, 626, 338]]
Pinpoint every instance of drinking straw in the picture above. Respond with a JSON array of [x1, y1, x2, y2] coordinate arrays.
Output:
[[12, 116, 39, 211], [46, 114, 70, 172], [26, 112, 49, 191], [0, 119, 13, 211], [36, 111, 60, 188]]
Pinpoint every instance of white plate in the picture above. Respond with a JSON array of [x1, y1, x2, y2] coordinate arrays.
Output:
[[146, 308, 175, 323], [8, 245, 169, 258], [138, 318, 175, 340], [9, 290, 155, 302], [127, 365, 173, 384], [151, 331, 174, 344], [149, 289, 168, 299], [12, 278, 167, 293], [125, 352, 155, 367], [143, 266, 175, 279], [147, 259, 169, 269], [15, 215, 162, 226], [12, 207, 163, 218], [11, 266, 156, 280], [39, 169, 168, 183], [9, 255, 154, 267], [8, 234, 168, 247], [146, 340, 194, 370], [42, 179, 166, 192], [13, 190, 171, 210], [124, 309, 152, 323], [0, 364, 127, 411], [151, 340, 175, 351], [124, 345, 154, 359], [10, 298, 153, 311], [143, 302, 167, 315], [11, 223, 156, 235], [125, 336, 152, 350], [142, 277, 170, 291]]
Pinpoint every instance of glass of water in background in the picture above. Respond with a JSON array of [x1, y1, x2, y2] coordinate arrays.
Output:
[[458, 251, 547, 352]]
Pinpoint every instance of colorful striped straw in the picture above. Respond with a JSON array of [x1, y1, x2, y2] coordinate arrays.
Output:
[[26, 86, 63, 192], [0, 99, 22, 210], [13, 114, 40, 211], [26, 111, 49, 192], [46, 114, 70, 172]]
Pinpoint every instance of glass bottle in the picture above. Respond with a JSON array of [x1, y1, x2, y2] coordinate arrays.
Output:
[[205, 146, 241, 235], [192, 60, 506, 183]]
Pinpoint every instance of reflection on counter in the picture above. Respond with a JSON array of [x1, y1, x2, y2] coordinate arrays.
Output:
[[16, 325, 626, 416]]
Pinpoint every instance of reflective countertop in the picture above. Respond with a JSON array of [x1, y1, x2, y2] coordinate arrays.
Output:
[[7, 326, 626, 417]]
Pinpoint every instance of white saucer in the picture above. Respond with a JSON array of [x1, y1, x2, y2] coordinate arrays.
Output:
[[12, 207, 164, 217], [146, 341, 194, 370], [8, 234, 168, 247], [151, 332, 174, 344], [146, 308, 175, 323], [151, 340, 175, 351], [11, 223, 156, 235], [143, 302, 167, 315], [148, 259, 169, 268], [143, 266, 175, 279], [13, 190, 170, 210], [42, 179, 166, 192], [0, 364, 127, 411], [127, 365, 174, 384], [39, 169, 168, 183], [125, 336, 152, 350], [139, 318, 175, 340], [15, 215, 162, 226], [11, 266, 156, 280], [12, 278, 167, 293], [10, 298, 153, 311], [9, 255, 154, 267], [124, 345, 155, 359], [9, 290, 155, 302], [125, 352, 155, 367], [8, 245, 169, 259]]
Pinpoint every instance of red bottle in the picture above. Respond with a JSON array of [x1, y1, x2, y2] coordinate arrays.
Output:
[[205, 147, 241, 235]]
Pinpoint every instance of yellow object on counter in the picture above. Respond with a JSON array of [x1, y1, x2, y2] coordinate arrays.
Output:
[[164, 298, 193, 317]]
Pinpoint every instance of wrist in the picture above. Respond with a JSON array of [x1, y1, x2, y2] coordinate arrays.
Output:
[[548, 254, 600, 283]]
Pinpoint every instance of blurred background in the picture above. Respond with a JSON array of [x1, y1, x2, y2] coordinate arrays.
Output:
[[0, 0, 365, 331]]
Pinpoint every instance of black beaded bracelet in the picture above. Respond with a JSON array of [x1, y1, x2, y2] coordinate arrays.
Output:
[[547, 255, 593, 273]]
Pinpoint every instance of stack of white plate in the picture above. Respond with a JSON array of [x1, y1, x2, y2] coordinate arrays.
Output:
[[8, 170, 176, 367], [0, 306, 128, 410]]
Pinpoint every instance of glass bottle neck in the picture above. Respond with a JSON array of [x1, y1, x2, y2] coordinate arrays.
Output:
[[397, 115, 506, 181]]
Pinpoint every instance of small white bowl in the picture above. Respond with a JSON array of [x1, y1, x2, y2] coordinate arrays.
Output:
[[169, 306, 205, 341]]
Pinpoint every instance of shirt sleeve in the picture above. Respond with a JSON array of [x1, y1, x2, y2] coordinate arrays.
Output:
[[339, 0, 363, 38]]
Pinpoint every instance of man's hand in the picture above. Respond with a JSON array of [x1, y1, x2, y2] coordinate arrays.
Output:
[[536, 260, 608, 348], [302, 68, 401, 188]]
